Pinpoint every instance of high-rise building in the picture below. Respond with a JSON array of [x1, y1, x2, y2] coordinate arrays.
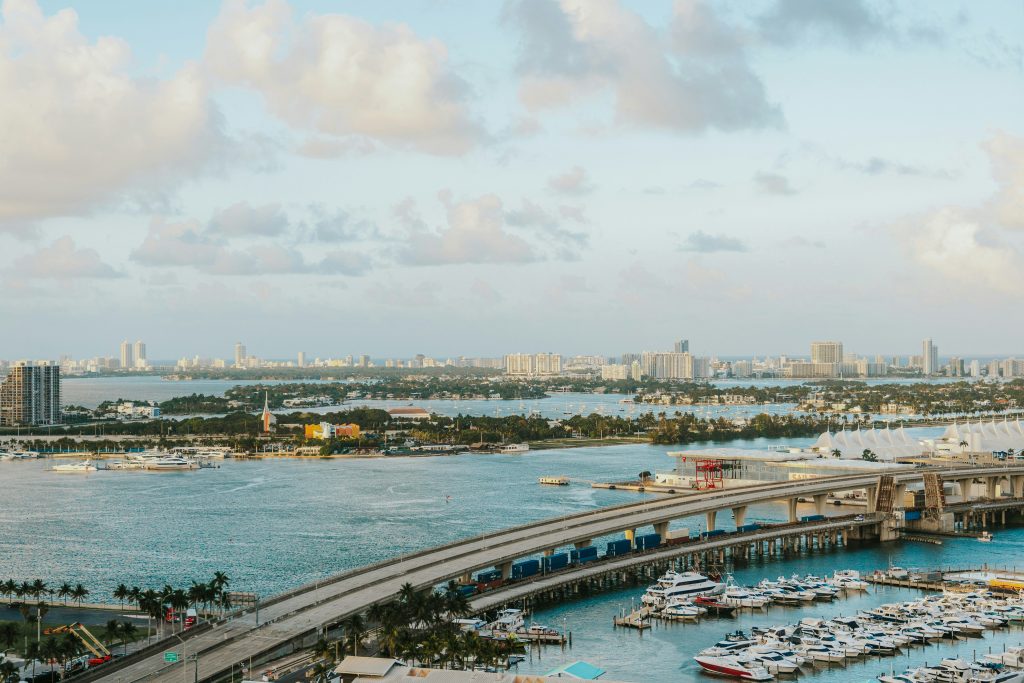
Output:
[[810, 341, 843, 365], [673, 339, 689, 354], [234, 342, 246, 367], [504, 353, 562, 376], [922, 339, 938, 375], [970, 359, 981, 378], [119, 340, 134, 370], [297, 351, 306, 368], [0, 360, 61, 426], [133, 340, 147, 369], [358, 354, 370, 368]]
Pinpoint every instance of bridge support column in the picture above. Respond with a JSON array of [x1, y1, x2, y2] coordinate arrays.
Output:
[[893, 483, 906, 509], [543, 548, 556, 557], [958, 479, 973, 501], [813, 494, 827, 516], [654, 522, 669, 542], [787, 498, 798, 523], [732, 506, 747, 528], [625, 529, 636, 548], [1011, 475, 1024, 498], [500, 561, 512, 580], [705, 510, 717, 532], [574, 540, 592, 549], [864, 486, 878, 513], [986, 477, 999, 499]]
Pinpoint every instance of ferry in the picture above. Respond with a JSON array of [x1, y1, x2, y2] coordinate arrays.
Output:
[[498, 443, 529, 454], [52, 460, 97, 473], [641, 571, 725, 608], [539, 476, 569, 486]]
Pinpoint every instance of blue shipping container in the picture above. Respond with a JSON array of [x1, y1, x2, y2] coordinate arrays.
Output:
[[511, 559, 540, 580], [700, 529, 727, 539], [634, 533, 661, 550], [476, 569, 502, 583], [458, 585, 477, 597], [606, 539, 631, 556], [736, 523, 761, 533], [800, 514, 826, 522], [904, 510, 922, 521], [543, 553, 569, 571]]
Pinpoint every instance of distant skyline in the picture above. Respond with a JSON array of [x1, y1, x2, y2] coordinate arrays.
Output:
[[1, 0, 1023, 357]]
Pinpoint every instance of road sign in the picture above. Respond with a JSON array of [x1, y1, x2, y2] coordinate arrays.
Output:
[[164, 651, 179, 663]]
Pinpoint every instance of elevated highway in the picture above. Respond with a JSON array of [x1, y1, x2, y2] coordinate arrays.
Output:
[[89, 464, 1024, 683]]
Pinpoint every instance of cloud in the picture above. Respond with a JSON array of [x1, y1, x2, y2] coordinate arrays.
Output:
[[11, 236, 122, 279], [205, 0, 482, 155], [400, 194, 539, 265], [0, 0, 226, 225], [301, 205, 380, 242], [504, 198, 588, 256], [835, 156, 952, 179], [755, 172, 798, 195], [680, 230, 748, 253], [983, 132, 1024, 230], [895, 208, 1022, 294], [548, 166, 594, 195], [503, 0, 780, 133], [756, 0, 893, 46], [209, 202, 288, 236], [132, 218, 222, 267]]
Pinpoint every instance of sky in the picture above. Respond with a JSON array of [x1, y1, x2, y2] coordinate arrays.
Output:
[[1, 0, 1023, 361]]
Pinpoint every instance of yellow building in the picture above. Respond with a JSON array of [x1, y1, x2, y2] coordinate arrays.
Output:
[[304, 422, 360, 439]]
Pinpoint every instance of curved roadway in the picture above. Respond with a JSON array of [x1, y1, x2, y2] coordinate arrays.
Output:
[[92, 464, 1024, 683]]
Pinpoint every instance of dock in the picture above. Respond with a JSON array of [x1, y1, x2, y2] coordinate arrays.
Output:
[[613, 606, 653, 630]]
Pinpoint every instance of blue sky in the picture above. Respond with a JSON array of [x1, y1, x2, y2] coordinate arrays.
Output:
[[1, 0, 1022, 361]]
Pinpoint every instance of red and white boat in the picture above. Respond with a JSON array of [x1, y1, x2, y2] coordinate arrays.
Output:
[[694, 655, 773, 681]]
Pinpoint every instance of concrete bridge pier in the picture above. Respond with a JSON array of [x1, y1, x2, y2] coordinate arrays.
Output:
[[500, 561, 512, 580], [654, 522, 669, 541], [1012, 475, 1024, 498], [787, 498, 798, 523], [865, 485, 878, 513], [985, 477, 1000, 499], [813, 494, 828, 516], [705, 510, 718, 532], [958, 479, 974, 501], [624, 529, 636, 547], [732, 506, 747, 528]]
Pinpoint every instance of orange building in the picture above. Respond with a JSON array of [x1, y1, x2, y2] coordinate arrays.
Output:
[[304, 422, 361, 439]]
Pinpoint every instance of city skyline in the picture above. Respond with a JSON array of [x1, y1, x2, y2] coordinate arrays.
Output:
[[1, 1, 1023, 357]]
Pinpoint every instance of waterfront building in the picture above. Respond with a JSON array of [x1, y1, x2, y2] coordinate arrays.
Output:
[[784, 362, 838, 378], [923, 338, 938, 375], [114, 401, 161, 419], [934, 418, 1024, 456], [855, 360, 888, 377], [504, 353, 561, 376], [304, 422, 360, 439], [297, 351, 305, 368], [600, 363, 629, 380], [235, 342, 246, 368], [949, 356, 964, 377], [970, 359, 981, 377], [810, 426, 923, 461], [731, 360, 752, 377], [119, 340, 134, 370], [810, 341, 843, 364], [133, 340, 147, 368], [630, 360, 642, 380], [387, 406, 430, 420], [0, 360, 61, 426]]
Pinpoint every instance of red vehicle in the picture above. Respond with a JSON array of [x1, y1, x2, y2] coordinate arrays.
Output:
[[184, 608, 197, 630]]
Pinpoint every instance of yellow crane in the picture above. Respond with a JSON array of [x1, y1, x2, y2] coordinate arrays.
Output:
[[46, 623, 111, 660]]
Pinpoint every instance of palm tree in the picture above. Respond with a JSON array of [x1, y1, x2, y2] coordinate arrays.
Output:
[[113, 584, 130, 610], [30, 580, 47, 600], [170, 590, 189, 632], [24, 640, 40, 678], [56, 583, 72, 605], [0, 658, 18, 683], [340, 614, 365, 656], [1, 580, 15, 600], [71, 584, 89, 606], [831, 448, 842, 458], [0, 623, 18, 656], [104, 620, 123, 648], [119, 622, 138, 655]]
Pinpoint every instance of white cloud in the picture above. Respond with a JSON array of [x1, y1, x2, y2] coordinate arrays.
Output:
[[756, 0, 892, 46], [899, 208, 1022, 294], [680, 230, 748, 253], [205, 0, 482, 155], [547, 166, 594, 195], [0, 0, 225, 225], [503, 0, 780, 133], [209, 202, 288, 236], [11, 236, 122, 279], [400, 194, 538, 265], [983, 132, 1024, 230]]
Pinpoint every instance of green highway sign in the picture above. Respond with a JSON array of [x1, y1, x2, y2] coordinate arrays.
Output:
[[164, 652, 179, 663]]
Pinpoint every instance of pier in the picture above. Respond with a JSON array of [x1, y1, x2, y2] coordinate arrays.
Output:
[[80, 463, 1024, 683]]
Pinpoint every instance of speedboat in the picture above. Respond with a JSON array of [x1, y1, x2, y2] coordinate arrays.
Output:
[[798, 644, 847, 663], [723, 586, 770, 608], [52, 460, 97, 473], [979, 531, 994, 543], [693, 655, 773, 680], [663, 601, 705, 619], [739, 652, 798, 675]]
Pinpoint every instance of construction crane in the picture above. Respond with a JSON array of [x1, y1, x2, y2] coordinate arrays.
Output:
[[46, 623, 112, 665]]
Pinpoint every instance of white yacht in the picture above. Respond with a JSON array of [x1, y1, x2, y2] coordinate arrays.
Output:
[[143, 456, 198, 471], [498, 443, 529, 454], [486, 609, 524, 634], [52, 460, 97, 473], [642, 571, 725, 607]]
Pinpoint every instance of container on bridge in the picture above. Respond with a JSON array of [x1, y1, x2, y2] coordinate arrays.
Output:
[[476, 569, 502, 583], [800, 514, 827, 522], [736, 523, 762, 533], [542, 552, 570, 572], [511, 559, 540, 580], [634, 533, 662, 551], [570, 546, 599, 564], [606, 539, 632, 557]]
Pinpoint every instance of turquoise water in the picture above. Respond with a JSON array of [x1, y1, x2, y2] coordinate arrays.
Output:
[[2, 442, 1021, 682]]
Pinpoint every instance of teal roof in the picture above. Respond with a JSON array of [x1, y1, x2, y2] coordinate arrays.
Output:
[[543, 660, 606, 679]]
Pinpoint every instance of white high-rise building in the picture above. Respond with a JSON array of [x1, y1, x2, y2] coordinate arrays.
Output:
[[970, 359, 981, 378], [133, 340, 147, 369], [810, 341, 843, 365], [234, 342, 246, 367], [119, 340, 134, 370], [297, 351, 306, 368], [922, 338, 938, 375]]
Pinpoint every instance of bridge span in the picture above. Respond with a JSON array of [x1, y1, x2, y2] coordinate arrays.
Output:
[[89, 463, 1024, 683]]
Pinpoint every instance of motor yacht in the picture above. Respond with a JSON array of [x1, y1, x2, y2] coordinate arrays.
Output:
[[52, 460, 97, 473], [693, 655, 773, 680], [143, 456, 198, 471], [641, 571, 724, 608]]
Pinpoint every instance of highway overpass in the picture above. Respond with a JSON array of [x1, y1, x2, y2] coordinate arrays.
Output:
[[87, 463, 1024, 683]]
